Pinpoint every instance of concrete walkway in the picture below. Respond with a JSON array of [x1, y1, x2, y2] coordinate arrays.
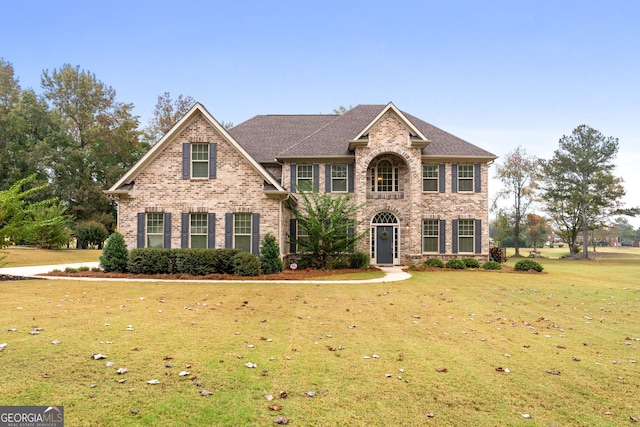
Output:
[[0, 263, 411, 284]]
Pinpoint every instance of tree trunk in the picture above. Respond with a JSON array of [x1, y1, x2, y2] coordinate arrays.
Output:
[[582, 211, 589, 259]]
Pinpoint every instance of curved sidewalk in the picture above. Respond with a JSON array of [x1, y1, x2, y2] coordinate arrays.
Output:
[[0, 263, 411, 284]]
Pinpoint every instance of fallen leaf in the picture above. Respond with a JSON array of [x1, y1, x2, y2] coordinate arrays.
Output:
[[178, 371, 190, 377], [117, 367, 128, 375], [194, 380, 202, 387], [130, 409, 139, 414], [163, 355, 174, 360], [265, 395, 274, 401], [51, 340, 61, 345], [630, 416, 639, 422], [274, 415, 290, 424], [92, 353, 107, 360], [0, 343, 7, 351], [305, 391, 316, 397], [262, 370, 269, 376], [546, 370, 561, 375], [245, 362, 257, 368], [522, 413, 531, 419], [147, 379, 159, 385], [279, 391, 288, 399], [200, 390, 213, 396], [436, 367, 448, 373], [268, 404, 282, 411], [426, 412, 435, 418]]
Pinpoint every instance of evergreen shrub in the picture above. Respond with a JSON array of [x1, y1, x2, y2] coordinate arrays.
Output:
[[233, 252, 261, 276], [462, 258, 480, 268], [514, 259, 544, 272], [260, 234, 283, 274], [100, 232, 128, 273], [423, 258, 445, 268], [445, 259, 466, 269]]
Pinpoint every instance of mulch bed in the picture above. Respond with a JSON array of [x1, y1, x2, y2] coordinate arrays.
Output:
[[40, 268, 377, 281]]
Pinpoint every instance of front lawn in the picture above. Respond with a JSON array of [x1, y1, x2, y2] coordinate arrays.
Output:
[[0, 253, 638, 426]]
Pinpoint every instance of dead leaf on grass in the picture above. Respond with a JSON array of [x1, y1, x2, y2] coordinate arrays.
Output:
[[269, 404, 283, 411], [436, 367, 448, 373], [92, 353, 107, 360], [546, 370, 561, 375], [274, 415, 289, 424], [200, 390, 213, 396]]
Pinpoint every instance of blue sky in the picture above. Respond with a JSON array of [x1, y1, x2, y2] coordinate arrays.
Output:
[[3, 0, 640, 227]]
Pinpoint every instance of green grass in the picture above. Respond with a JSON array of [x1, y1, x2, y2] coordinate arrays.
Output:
[[1, 246, 101, 267], [0, 250, 639, 426]]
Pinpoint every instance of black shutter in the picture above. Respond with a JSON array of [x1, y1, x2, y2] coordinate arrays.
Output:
[[348, 164, 354, 193], [313, 164, 319, 191], [452, 220, 459, 254], [439, 164, 445, 193], [181, 213, 189, 248], [208, 213, 216, 248], [182, 143, 190, 179], [251, 213, 260, 255], [225, 213, 233, 248], [290, 164, 297, 192], [209, 143, 217, 179], [439, 219, 446, 254], [163, 213, 172, 249], [451, 164, 458, 193], [289, 219, 297, 254], [474, 163, 481, 193], [325, 164, 332, 193], [137, 213, 145, 248], [475, 219, 482, 254]]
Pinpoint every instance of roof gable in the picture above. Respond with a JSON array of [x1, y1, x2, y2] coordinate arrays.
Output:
[[106, 103, 285, 194]]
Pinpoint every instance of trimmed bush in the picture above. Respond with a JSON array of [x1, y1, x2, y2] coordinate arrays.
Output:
[[100, 232, 129, 273], [423, 258, 445, 268], [514, 259, 544, 272], [349, 251, 370, 269], [212, 248, 242, 274], [233, 252, 261, 276], [74, 221, 108, 249], [174, 249, 218, 276], [260, 234, 283, 274], [482, 260, 502, 270], [462, 258, 480, 269], [445, 259, 466, 269], [128, 248, 174, 275]]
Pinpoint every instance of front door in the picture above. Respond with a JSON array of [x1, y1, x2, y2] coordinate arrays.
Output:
[[376, 226, 394, 264]]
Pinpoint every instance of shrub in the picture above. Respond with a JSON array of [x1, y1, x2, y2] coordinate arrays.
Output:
[[174, 249, 218, 276], [212, 248, 242, 274], [445, 259, 466, 269], [74, 221, 108, 249], [349, 251, 370, 269], [482, 260, 502, 270], [514, 259, 544, 272], [78, 266, 90, 272], [462, 258, 480, 269], [64, 267, 78, 273], [128, 248, 174, 275], [423, 258, 445, 268], [233, 252, 261, 276], [100, 232, 129, 273], [408, 264, 417, 270], [260, 234, 283, 274]]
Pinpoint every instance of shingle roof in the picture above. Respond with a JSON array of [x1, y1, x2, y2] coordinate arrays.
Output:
[[228, 104, 496, 162]]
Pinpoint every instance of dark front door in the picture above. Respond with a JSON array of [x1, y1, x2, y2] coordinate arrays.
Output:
[[376, 226, 394, 264]]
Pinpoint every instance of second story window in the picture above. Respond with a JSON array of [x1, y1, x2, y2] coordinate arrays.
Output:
[[331, 164, 348, 192], [422, 164, 438, 192], [297, 164, 314, 191], [371, 159, 398, 193], [458, 164, 474, 192], [191, 143, 209, 178]]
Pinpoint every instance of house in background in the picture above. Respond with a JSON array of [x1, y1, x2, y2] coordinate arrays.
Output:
[[106, 102, 497, 265]]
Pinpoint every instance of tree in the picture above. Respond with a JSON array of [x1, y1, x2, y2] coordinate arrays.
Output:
[[143, 92, 195, 145], [492, 146, 540, 256], [524, 214, 549, 252], [0, 175, 62, 249], [286, 187, 367, 269], [541, 125, 637, 258], [27, 204, 72, 249], [259, 233, 283, 274], [40, 64, 145, 227], [100, 231, 129, 273], [489, 209, 511, 247]]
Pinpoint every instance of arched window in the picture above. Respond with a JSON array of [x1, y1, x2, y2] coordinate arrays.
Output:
[[370, 159, 399, 192]]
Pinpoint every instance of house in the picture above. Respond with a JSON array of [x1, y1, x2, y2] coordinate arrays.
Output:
[[106, 102, 497, 265]]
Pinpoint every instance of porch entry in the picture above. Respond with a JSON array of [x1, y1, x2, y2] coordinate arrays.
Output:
[[371, 212, 399, 265]]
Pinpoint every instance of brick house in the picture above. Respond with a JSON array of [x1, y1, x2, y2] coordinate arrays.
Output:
[[106, 102, 497, 265]]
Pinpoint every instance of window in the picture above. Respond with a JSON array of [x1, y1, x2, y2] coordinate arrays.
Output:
[[146, 213, 164, 248], [297, 222, 310, 252], [422, 164, 438, 192], [458, 219, 474, 253], [234, 213, 252, 252], [297, 164, 314, 191], [331, 164, 347, 192], [191, 144, 209, 178], [190, 213, 208, 248], [422, 220, 439, 253], [458, 164, 474, 192], [371, 159, 399, 192]]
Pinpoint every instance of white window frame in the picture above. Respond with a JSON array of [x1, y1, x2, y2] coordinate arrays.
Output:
[[296, 164, 314, 191], [331, 164, 348, 192], [458, 219, 475, 253], [422, 164, 438, 192], [191, 143, 209, 179], [422, 219, 439, 253], [371, 159, 399, 193], [190, 213, 208, 248], [146, 213, 164, 248], [234, 213, 252, 253], [458, 164, 474, 193]]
